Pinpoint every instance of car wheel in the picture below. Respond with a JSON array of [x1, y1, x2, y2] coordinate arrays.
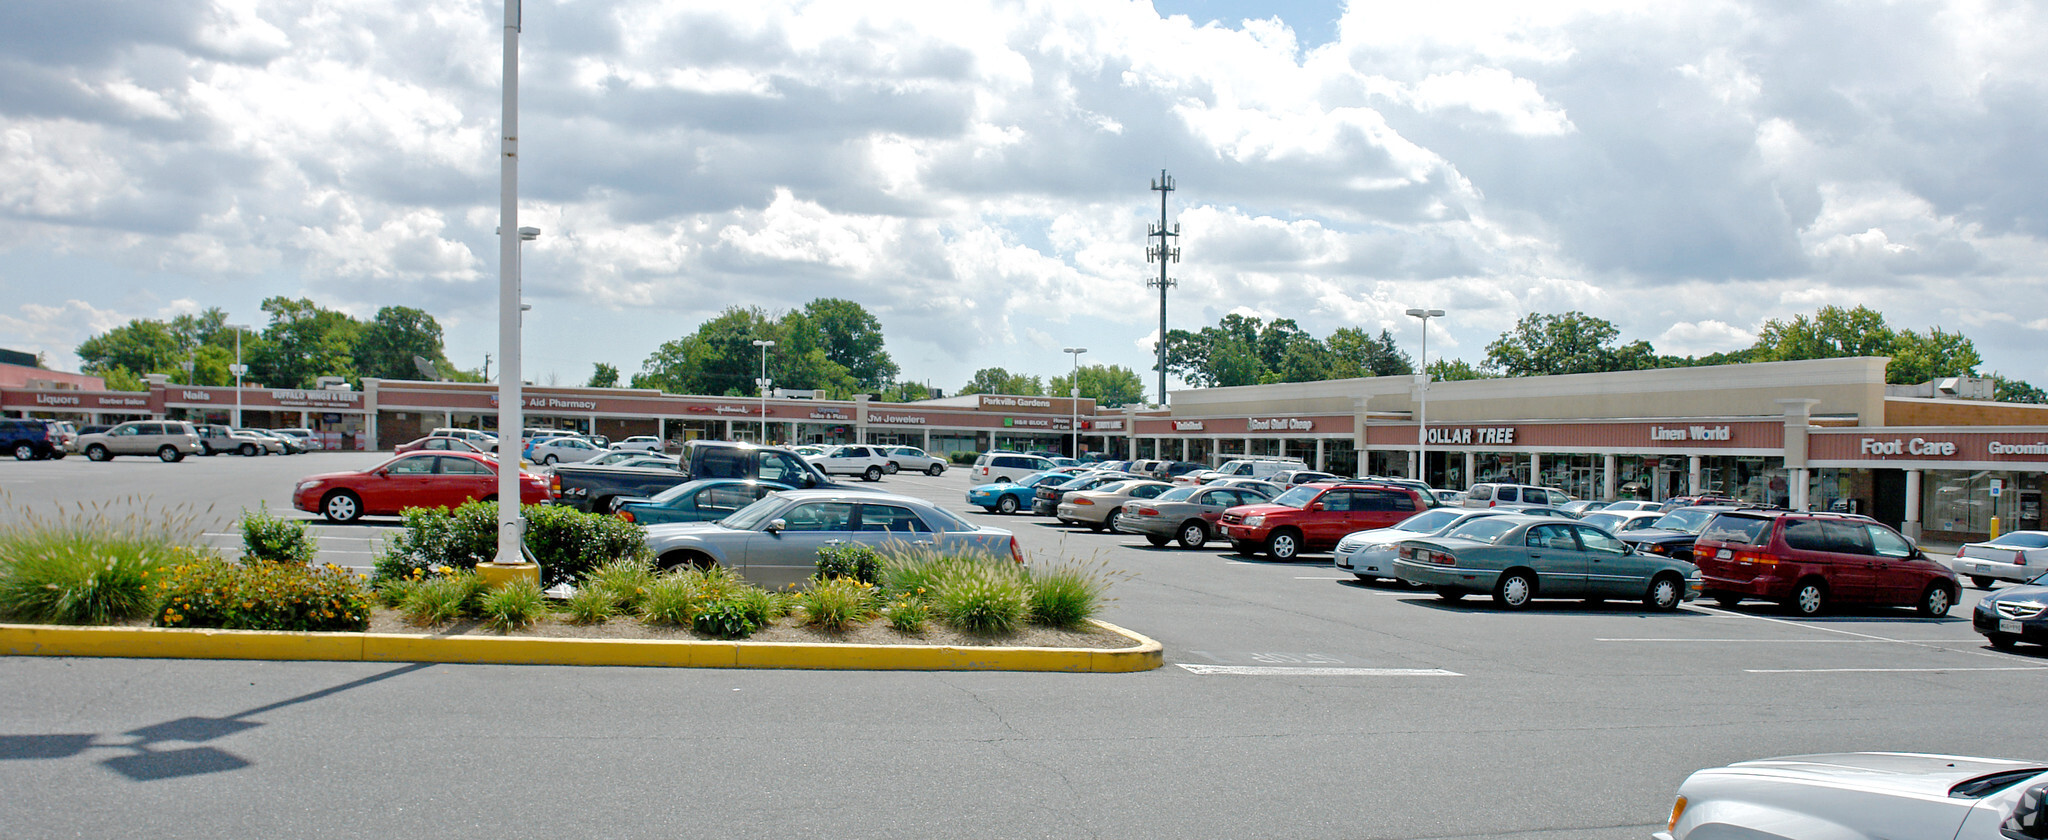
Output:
[[1711, 593, 1744, 608], [864, 465, 883, 482], [996, 495, 1020, 515], [1146, 535, 1170, 547], [1989, 633, 2018, 650], [1917, 584, 1953, 618], [1103, 510, 1122, 533], [885, 462, 900, 474], [658, 551, 716, 572], [1231, 540, 1257, 556], [321, 491, 362, 524], [543, 454, 559, 465], [1437, 588, 1466, 602], [1493, 570, 1536, 610], [157, 445, 183, 463], [1265, 529, 1302, 561], [927, 464, 945, 476], [1176, 521, 1210, 549], [240, 443, 258, 457], [86, 444, 111, 461], [1645, 574, 1684, 612], [981, 505, 999, 513], [1971, 575, 1996, 590], [1786, 580, 1827, 617], [11, 442, 33, 461]]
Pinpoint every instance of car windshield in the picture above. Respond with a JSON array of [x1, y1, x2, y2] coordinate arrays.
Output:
[[651, 481, 711, 503], [1986, 532, 2048, 549], [1269, 486, 1320, 508], [1395, 509, 1464, 533], [719, 495, 787, 530], [1580, 513, 1625, 531], [1445, 518, 1520, 544], [1651, 508, 1720, 534], [1155, 487, 1197, 502]]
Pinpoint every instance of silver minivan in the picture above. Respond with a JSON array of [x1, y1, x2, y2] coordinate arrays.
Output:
[[1462, 483, 1573, 509], [78, 421, 203, 462]]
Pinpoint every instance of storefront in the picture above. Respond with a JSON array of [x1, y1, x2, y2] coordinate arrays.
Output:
[[1809, 429, 2048, 542]]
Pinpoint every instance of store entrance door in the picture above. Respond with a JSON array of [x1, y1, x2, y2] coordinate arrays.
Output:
[[1872, 469, 1907, 532]]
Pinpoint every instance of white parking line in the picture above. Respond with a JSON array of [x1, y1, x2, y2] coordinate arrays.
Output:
[[1746, 666, 2048, 674], [1177, 664, 1463, 676], [1294, 576, 1349, 580], [1598, 638, 1959, 643]]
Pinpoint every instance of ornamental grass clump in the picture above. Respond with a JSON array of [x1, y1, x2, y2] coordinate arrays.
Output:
[[398, 569, 484, 626], [1026, 561, 1109, 630], [238, 503, 316, 565], [637, 573, 701, 627], [477, 580, 546, 631], [882, 595, 930, 634], [932, 563, 1032, 636], [582, 557, 657, 611], [155, 559, 370, 632], [796, 576, 877, 632], [0, 499, 208, 625], [559, 585, 618, 624]]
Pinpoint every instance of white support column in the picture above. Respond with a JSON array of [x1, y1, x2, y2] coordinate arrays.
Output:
[[1602, 454, 1617, 501], [1243, 437, 1254, 458], [723, 419, 732, 440], [1790, 467, 1809, 511], [1904, 469, 1923, 540], [1315, 439, 1326, 471], [1463, 452, 1475, 490], [1529, 452, 1542, 486], [1180, 437, 1188, 461], [444, 410, 453, 429], [1688, 456, 1703, 495], [1407, 450, 1418, 478]]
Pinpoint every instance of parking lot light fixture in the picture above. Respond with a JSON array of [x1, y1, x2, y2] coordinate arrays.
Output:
[[753, 339, 775, 442], [1064, 347, 1087, 457], [1405, 308, 1444, 484]]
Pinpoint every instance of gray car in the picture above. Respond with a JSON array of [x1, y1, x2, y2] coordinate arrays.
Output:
[[78, 420, 202, 462], [1116, 483, 1278, 549], [1333, 508, 1508, 582], [639, 489, 1020, 588], [1394, 514, 1701, 610]]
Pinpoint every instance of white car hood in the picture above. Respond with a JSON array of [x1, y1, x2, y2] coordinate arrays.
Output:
[[1709, 753, 2048, 799]]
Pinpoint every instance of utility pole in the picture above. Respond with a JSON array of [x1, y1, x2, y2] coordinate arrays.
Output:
[[1145, 170, 1180, 407], [482, 353, 492, 383]]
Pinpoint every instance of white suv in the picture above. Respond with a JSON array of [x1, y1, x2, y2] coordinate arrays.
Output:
[[806, 444, 893, 482], [609, 435, 666, 453], [881, 445, 947, 476], [1462, 483, 1573, 509], [1187, 457, 1308, 485], [78, 421, 203, 462], [972, 452, 1053, 484]]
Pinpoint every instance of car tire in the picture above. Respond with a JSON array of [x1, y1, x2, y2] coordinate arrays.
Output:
[[1176, 521, 1210, 549], [1265, 529, 1302, 561], [864, 465, 883, 482], [1146, 535, 1170, 547], [1436, 588, 1466, 602], [321, 490, 362, 524], [1917, 584, 1954, 618], [1103, 510, 1122, 533], [1988, 633, 2018, 650], [543, 454, 559, 465], [1786, 580, 1827, 617], [86, 444, 111, 461], [1231, 540, 1257, 556], [885, 462, 900, 474], [996, 495, 1020, 515], [927, 464, 945, 476], [157, 446, 183, 463], [240, 443, 258, 457], [1493, 570, 1536, 610], [1645, 574, 1684, 612], [1971, 575, 1996, 590], [1711, 592, 1744, 608], [658, 551, 717, 572], [11, 442, 34, 461]]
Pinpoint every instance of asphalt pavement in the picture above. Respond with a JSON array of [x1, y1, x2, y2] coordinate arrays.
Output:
[[2, 454, 2046, 839]]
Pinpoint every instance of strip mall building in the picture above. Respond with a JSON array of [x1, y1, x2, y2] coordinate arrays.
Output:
[[6, 356, 2043, 544]]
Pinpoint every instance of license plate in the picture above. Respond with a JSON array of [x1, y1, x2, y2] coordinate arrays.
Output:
[[2001, 619, 2023, 635]]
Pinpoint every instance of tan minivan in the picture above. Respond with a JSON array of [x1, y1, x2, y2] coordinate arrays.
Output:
[[78, 421, 203, 462]]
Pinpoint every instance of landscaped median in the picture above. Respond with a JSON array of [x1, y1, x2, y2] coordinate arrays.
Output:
[[0, 619, 1163, 672]]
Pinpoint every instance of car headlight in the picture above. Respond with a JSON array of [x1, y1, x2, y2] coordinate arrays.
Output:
[[1369, 543, 1397, 552], [1245, 515, 1265, 528]]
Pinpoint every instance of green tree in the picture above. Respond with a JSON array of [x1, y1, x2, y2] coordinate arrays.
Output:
[[1749, 305, 1895, 362], [353, 306, 448, 382], [1427, 358, 1499, 381], [76, 320, 184, 377], [959, 368, 1044, 396], [1992, 374, 2048, 404], [97, 365, 147, 391], [1484, 311, 1657, 376], [1886, 327, 1981, 385], [1327, 327, 1413, 378], [587, 363, 620, 388], [797, 298, 898, 390], [249, 297, 359, 389], [1049, 364, 1147, 407], [1160, 314, 1333, 387]]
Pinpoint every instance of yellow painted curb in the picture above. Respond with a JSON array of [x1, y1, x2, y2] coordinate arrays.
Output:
[[0, 620, 1162, 673]]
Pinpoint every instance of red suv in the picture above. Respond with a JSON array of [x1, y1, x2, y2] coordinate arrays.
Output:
[[1218, 483, 1428, 561], [1692, 510, 1960, 617]]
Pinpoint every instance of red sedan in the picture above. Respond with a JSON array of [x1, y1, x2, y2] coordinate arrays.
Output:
[[393, 436, 485, 454], [293, 452, 550, 523]]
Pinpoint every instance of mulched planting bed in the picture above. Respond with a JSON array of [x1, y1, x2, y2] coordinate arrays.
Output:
[[363, 608, 1134, 649]]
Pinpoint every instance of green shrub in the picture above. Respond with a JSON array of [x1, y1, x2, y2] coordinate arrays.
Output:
[[691, 598, 758, 639], [477, 580, 546, 631], [733, 587, 787, 628], [524, 503, 650, 588], [583, 557, 656, 610], [239, 504, 317, 565], [398, 570, 484, 626], [560, 586, 618, 624], [883, 596, 929, 634], [0, 506, 203, 625], [638, 573, 700, 626], [1028, 563, 1107, 629], [814, 544, 883, 585], [374, 503, 496, 581], [797, 576, 876, 631], [948, 450, 977, 465], [155, 559, 370, 632]]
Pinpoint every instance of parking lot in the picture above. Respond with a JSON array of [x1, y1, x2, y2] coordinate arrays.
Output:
[[3, 453, 2046, 838]]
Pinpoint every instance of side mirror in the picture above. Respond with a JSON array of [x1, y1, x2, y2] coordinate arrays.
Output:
[[2004, 781, 2048, 839], [764, 519, 787, 534], [1307, 502, 1323, 512]]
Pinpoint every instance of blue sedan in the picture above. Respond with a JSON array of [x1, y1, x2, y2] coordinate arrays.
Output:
[[613, 479, 791, 525], [967, 471, 1070, 515]]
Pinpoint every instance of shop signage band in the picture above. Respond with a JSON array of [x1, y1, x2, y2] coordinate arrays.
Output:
[[1173, 420, 1204, 431], [1650, 425, 1731, 441], [1247, 417, 1314, 432], [1426, 427, 1516, 445], [873, 413, 927, 425]]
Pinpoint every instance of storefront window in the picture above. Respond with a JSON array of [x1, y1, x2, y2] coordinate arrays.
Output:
[[1324, 439, 1357, 477], [1539, 453, 1605, 501], [1699, 456, 1787, 506], [1472, 452, 1530, 485], [1924, 471, 2033, 535]]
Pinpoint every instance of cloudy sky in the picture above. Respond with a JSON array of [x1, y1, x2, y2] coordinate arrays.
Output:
[[3, 0, 2045, 397]]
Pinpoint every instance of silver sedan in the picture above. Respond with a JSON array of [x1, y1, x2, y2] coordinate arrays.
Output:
[[640, 489, 1021, 588], [1333, 508, 1507, 582]]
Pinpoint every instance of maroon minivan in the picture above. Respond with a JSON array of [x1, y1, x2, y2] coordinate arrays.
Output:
[[1692, 510, 1960, 617]]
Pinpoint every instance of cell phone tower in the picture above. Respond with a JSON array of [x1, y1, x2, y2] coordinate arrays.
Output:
[[1145, 169, 1180, 406]]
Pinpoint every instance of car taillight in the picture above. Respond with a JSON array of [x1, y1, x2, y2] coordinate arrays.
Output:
[[1009, 537, 1023, 564], [1428, 550, 1456, 566], [1136, 507, 1159, 516], [616, 511, 635, 523], [1073, 498, 1094, 505], [1735, 551, 1776, 565], [549, 474, 562, 493]]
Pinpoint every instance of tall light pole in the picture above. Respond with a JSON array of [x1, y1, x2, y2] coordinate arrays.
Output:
[[1063, 347, 1086, 457], [1406, 308, 1444, 485], [752, 339, 775, 442], [227, 324, 250, 427], [486, 0, 534, 580]]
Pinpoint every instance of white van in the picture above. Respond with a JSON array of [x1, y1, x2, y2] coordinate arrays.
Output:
[[1191, 457, 1309, 484], [972, 451, 1054, 484], [1462, 483, 1573, 509]]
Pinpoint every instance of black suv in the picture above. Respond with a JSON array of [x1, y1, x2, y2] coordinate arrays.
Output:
[[0, 418, 62, 460]]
